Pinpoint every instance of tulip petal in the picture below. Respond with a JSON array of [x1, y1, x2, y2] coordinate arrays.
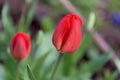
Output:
[[10, 32, 31, 62], [52, 16, 70, 51], [52, 14, 82, 54], [61, 15, 82, 53], [21, 33, 31, 54]]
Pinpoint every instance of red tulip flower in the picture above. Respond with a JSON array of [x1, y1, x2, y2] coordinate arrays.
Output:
[[52, 14, 82, 54], [10, 32, 31, 62]]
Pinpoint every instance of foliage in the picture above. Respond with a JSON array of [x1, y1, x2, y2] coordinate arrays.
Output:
[[0, 0, 119, 80]]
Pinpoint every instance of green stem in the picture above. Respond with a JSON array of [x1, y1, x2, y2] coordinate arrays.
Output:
[[50, 53, 64, 80], [16, 62, 20, 80]]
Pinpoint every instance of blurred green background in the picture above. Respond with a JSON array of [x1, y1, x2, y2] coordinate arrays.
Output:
[[0, 0, 120, 80]]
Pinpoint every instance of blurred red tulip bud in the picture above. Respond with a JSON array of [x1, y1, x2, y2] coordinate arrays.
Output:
[[52, 14, 82, 54], [10, 32, 31, 62]]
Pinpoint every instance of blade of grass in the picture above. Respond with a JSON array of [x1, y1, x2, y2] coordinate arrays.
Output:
[[27, 64, 36, 80]]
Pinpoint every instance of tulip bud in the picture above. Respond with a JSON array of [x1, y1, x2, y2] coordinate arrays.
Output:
[[10, 32, 31, 62], [52, 14, 82, 54]]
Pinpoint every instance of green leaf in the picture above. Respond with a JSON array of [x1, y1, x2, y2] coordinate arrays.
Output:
[[31, 51, 51, 79], [79, 53, 111, 74], [0, 64, 6, 80], [4, 53, 16, 80], [39, 62, 54, 80], [25, 0, 39, 32], [2, 3, 15, 36], [62, 54, 73, 77], [74, 53, 111, 79], [88, 47, 100, 60], [0, 32, 6, 42], [73, 33, 93, 63], [27, 64, 36, 80], [104, 70, 118, 80]]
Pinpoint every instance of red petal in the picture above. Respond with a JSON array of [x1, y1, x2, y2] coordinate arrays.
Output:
[[10, 32, 31, 61], [61, 14, 82, 53], [52, 15, 70, 51], [13, 36, 27, 61], [21, 33, 31, 54], [52, 14, 82, 53]]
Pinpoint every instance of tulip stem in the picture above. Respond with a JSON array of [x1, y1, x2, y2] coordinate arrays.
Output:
[[16, 62, 20, 80], [50, 53, 64, 80]]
